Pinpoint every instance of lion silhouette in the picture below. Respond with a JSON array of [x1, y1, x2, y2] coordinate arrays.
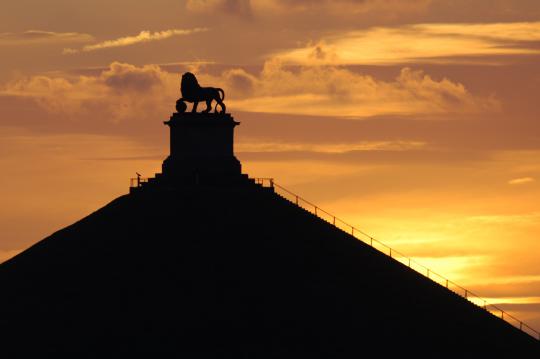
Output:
[[179, 72, 226, 114]]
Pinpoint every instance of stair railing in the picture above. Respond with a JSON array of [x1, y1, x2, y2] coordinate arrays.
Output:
[[254, 178, 540, 341]]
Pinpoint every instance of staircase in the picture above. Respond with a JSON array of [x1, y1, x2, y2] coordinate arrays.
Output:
[[253, 178, 540, 341]]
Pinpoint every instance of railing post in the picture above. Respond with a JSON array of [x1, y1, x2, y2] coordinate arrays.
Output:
[[501, 311, 504, 319], [295, 195, 298, 205], [333, 216, 336, 225], [389, 248, 392, 258], [465, 290, 468, 299], [408, 258, 411, 267], [445, 279, 448, 288], [351, 227, 354, 236], [370, 237, 373, 246]]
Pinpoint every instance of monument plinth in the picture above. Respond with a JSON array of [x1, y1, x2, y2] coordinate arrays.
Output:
[[161, 112, 242, 183]]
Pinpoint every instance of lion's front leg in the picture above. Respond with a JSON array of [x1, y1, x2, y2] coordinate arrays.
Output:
[[192, 101, 199, 113]]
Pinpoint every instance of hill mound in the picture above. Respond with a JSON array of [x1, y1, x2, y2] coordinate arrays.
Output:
[[0, 182, 538, 355]]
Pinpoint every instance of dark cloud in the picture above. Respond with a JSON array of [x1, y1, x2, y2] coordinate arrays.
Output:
[[223, 69, 257, 95], [186, 0, 252, 17], [427, 0, 540, 23], [274, 0, 368, 6], [238, 149, 491, 165], [102, 62, 164, 92], [222, 0, 252, 16], [471, 281, 540, 298], [489, 302, 540, 314], [236, 111, 540, 152], [0, 30, 93, 44]]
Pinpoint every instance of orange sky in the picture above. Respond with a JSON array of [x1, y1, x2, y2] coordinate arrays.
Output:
[[1, 0, 540, 332]]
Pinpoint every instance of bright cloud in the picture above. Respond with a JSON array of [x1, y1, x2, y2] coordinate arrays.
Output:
[[275, 22, 540, 65], [237, 140, 426, 153], [509, 177, 535, 185], [415, 22, 540, 41], [64, 28, 208, 54], [467, 212, 540, 224]]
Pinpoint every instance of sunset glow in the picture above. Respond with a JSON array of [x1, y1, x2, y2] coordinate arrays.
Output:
[[1, 0, 540, 334]]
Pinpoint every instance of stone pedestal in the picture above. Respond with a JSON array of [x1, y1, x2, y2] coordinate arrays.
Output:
[[162, 112, 242, 183]]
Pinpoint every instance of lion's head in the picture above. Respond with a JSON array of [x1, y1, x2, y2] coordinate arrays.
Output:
[[181, 72, 201, 101]]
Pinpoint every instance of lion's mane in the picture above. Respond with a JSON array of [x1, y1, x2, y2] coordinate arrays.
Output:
[[181, 72, 201, 102]]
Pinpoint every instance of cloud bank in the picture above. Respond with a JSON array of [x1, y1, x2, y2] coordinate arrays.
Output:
[[1, 60, 497, 122], [220, 60, 498, 117]]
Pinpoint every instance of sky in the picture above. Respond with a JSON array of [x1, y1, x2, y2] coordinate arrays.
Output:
[[1, 0, 540, 334]]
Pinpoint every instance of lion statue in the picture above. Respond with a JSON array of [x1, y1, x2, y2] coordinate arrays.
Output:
[[178, 72, 226, 114]]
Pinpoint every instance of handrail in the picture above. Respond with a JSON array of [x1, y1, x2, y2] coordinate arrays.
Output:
[[254, 178, 274, 187], [254, 178, 540, 341], [130, 177, 148, 188]]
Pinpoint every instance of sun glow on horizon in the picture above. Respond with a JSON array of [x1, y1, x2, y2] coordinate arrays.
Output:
[[2, 0, 540, 337]]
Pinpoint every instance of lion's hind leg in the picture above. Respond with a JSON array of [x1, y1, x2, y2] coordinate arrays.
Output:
[[203, 100, 212, 113]]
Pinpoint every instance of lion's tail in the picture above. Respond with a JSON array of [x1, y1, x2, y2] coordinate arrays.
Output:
[[215, 88, 226, 113], [217, 88, 225, 102]]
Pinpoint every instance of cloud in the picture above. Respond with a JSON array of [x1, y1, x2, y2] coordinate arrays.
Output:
[[508, 177, 535, 185], [1, 62, 178, 124], [63, 28, 208, 54], [262, 0, 430, 14], [186, 0, 252, 17], [185, 0, 430, 20], [222, 68, 257, 95], [237, 140, 426, 154], [102, 62, 164, 92], [467, 212, 540, 224], [224, 60, 498, 117], [427, 1, 540, 23], [274, 22, 540, 65], [414, 22, 540, 42], [1, 59, 498, 124], [466, 277, 540, 298], [0, 30, 93, 45]]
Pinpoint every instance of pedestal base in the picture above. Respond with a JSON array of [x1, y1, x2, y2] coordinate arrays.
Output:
[[161, 112, 243, 184]]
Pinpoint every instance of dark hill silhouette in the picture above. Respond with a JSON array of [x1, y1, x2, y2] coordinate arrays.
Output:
[[0, 182, 539, 355]]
